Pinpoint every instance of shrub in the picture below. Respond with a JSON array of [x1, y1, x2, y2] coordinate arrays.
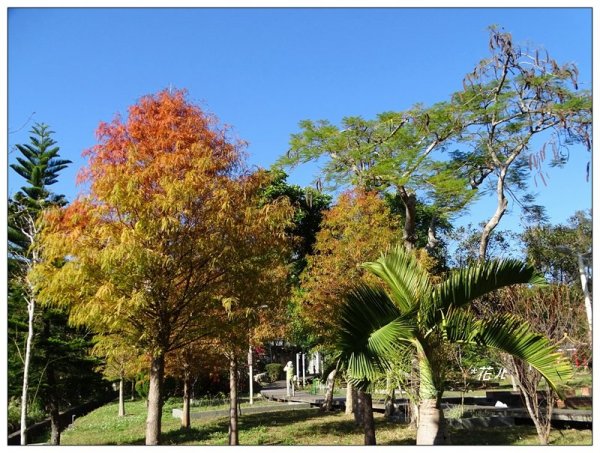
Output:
[[265, 363, 284, 382], [135, 373, 150, 400], [7, 397, 47, 434]]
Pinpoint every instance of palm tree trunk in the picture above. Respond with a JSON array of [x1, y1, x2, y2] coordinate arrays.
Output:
[[416, 397, 447, 445], [228, 355, 239, 445], [416, 345, 447, 445], [361, 390, 376, 445], [345, 381, 354, 415], [145, 353, 165, 445]]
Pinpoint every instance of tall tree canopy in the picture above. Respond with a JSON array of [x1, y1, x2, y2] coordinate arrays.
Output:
[[448, 27, 592, 260], [33, 89, 293, 445], [276, 104, 475, 251]]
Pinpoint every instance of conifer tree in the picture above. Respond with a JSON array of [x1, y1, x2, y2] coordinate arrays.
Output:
[[8, 123, 71, 445]]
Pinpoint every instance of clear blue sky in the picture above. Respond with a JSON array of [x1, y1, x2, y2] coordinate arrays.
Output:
[[7, 7, 593, 238]]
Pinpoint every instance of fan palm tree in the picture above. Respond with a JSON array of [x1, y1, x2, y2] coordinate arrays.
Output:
[[334, 246, 573, 445]]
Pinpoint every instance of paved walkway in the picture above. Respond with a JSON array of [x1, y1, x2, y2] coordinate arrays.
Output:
[[172, 401, 314, 420], [260, 379, 346, 408]]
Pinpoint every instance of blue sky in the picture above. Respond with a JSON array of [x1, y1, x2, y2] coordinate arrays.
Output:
[[7, 7, 593, 241]]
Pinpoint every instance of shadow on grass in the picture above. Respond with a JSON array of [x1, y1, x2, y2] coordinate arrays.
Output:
[[448, 426, 531, 445], [123, 409, 327, 445], [122, 408, 412, 446], [124, 424, 229, 446]]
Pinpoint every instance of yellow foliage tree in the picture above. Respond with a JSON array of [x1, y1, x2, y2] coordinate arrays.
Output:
[[33, 89, 292, 445]]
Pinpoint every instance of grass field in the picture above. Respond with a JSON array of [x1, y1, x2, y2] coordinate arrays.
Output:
[[58, 398, 592, 446]]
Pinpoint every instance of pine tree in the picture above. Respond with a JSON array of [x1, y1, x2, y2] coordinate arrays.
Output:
[[10, 123, 70, 213], [8, 123, 73, 444]]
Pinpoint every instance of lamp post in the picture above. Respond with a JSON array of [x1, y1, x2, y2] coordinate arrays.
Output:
[[248, 345, 254, 405], [248, 304, 269, 405], [557, 246, 592, 345]]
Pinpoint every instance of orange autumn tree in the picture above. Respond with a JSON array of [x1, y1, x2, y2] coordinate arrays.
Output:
[[295, 189, 401, 421], [298, 189, 402, 346], [33, 89, 292, 445]]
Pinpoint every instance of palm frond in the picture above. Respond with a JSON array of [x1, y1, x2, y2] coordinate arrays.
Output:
[[439, 308, 480, 344], [474, 314, 573, 394], [334, 284, 415, 383], [363, 245, 432, 313], [425, 259, 545, 326]]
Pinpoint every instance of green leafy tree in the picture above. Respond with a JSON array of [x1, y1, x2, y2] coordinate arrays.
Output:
[[259, 170, 332, 351], [522, 210, 592, 346], [334, 246, 572, 445], [522, 210, 592, 285], [9, 123, 70, 213], [261, 169, 332, 281], [276, 104, 475, 251]]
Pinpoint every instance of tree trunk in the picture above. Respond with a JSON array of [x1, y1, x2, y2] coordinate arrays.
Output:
[[145, 353, 165, 445], [508, 357, 554, 445], [20, 297, 35, 446], [354, 386, 364, 427], [361, 391, 376, 445], [41, 311, 62, 445], [320, 368, 337, 411], [384, 373, 396, 418], [409, 400, 419, 428], [510, 374, 518, 391], [398, 186, 417, 250], [416, 398, 447, 445], [425, 216, 439, 255], [182, 374, 191, 429], [48, 399, 61, 446], [416, 343, 447, 445], [118, 376, 126, 417], [345, 381, 354, 416], [228, 355, 239, 446], [131, 379, 136, 401], [478, 167, 508, 261]]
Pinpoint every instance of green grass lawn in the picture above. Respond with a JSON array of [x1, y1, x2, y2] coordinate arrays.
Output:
[[59, 398, 591, 446]]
